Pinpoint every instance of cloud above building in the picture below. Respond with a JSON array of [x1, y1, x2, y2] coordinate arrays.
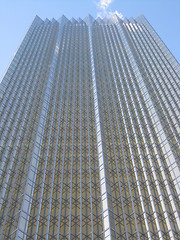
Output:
[[96, 0, 123, 19], [97, 0, 113, 11], [96, 0, 113, 17]]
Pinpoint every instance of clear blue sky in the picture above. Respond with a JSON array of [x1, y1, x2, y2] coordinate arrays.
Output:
[[0, 0, 180, 79]]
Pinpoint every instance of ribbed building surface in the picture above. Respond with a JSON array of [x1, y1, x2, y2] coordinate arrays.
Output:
[[0, 14, 180, 239]]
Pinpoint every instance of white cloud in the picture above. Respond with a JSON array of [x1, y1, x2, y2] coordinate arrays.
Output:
[[96, 0, 114, 18], [96, 0, 123, 19], [97, 0, 113, 11], [109, 10, 124, 19]]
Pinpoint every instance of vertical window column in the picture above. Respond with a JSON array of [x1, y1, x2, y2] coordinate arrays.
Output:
[[88, 23, 113, 240]]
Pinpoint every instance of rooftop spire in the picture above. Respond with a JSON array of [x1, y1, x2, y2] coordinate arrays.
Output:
[[83, 14, 95, 26]]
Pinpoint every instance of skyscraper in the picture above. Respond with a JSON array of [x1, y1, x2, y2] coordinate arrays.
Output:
[[0, 14, 179, 239]]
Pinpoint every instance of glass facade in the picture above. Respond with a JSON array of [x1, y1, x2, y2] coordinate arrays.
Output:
[[0, 14, 179, 239]]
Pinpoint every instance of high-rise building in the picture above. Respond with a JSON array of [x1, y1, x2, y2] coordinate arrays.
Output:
[[0, 14, 179, 240]]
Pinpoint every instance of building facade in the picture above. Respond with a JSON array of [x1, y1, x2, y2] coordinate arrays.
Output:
[[0, 14, 179, 239]]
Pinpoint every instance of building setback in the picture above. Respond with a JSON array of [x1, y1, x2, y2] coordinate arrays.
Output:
[[0, 14, 179, 239]]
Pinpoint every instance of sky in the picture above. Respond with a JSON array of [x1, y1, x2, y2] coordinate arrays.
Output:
[[0, 0, 180, 79]]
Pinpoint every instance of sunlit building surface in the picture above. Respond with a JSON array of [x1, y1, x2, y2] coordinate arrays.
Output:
[[0, 14, 180, 239]]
